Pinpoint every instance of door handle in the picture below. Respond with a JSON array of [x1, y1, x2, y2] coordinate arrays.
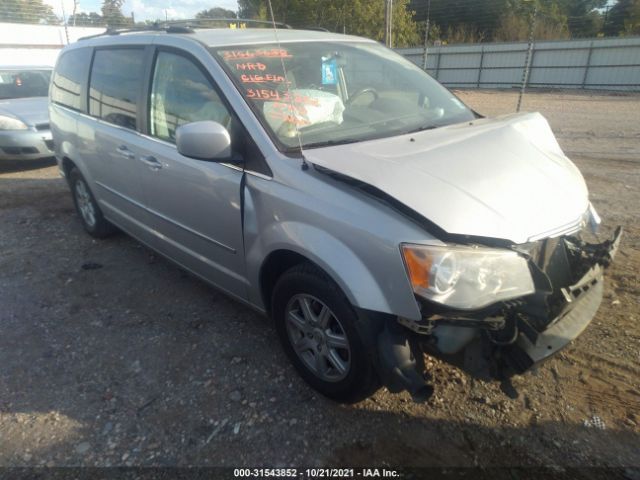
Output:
[[139, 155, 162, 170], [116, 145, 135, 160]]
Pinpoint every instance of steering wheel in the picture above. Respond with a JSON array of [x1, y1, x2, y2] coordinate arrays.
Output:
[[347, 87, 379, 105]]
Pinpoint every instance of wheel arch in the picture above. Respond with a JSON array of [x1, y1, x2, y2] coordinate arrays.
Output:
[[252, 226, 400, 319], [61, 156, 76, 179], [259, 249, 323, 316]]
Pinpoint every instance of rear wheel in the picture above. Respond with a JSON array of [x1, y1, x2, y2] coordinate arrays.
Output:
[[69, 168, 115, 238], [272, 263, 380, 403]]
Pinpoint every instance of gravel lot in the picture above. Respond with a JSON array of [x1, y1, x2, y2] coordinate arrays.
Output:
[[1, 90, 639, 472]]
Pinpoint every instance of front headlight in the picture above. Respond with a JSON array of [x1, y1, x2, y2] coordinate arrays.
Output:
[[401, 243, 535, 310], [0, 115, 28, 130]]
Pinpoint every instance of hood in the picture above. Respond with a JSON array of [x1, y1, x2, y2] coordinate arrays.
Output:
[[0, 97, 49, 127], [304, 112, 589, 245]]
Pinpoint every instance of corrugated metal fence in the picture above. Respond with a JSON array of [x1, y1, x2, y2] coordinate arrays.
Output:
[[398, 36, 640, 91]]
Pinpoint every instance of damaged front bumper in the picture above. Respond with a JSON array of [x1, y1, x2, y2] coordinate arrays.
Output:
[[506, 226, 622, 371], [377, 226, 622, 400]]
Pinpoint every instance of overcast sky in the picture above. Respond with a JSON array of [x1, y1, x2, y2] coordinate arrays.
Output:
[[44, 0, 239, 22]]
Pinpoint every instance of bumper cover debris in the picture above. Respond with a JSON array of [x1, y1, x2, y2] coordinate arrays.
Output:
[[382, 227, 622, 398], [507, 226, 622, 371]]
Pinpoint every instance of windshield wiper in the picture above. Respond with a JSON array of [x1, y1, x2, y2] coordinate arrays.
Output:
[[402, 124, 438, 135], [303, 138, 361, 149]]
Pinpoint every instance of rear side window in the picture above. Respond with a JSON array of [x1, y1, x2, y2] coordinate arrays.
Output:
[[51, 48, 91, 111], [89, 48, 145, 130]]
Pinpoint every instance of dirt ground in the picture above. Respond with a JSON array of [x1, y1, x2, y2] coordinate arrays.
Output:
[[1, 90, 639, 473]]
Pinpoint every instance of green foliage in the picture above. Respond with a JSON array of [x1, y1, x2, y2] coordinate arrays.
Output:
[[412, 0, 510, 41], [624, 0, 640, 34], [236, 0, 420, 47], [408, 0, 638, 42], [0, 0, 59, 24], [101, 0, 131, 27], [554, 0, 606, 37], [605, 0, 640, 35], [68, 12, 105, 26], [195, 7, 237, 19], [494, 10, 569, 41], [238, 0, 265, 18]]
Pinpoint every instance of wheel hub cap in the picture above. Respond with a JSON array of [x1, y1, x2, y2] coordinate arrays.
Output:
[[285, 294, 351, 382]]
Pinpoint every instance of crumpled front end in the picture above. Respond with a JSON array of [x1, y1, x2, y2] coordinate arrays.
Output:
[[377, 226, 622, 399], [503, 226, 622, 372]]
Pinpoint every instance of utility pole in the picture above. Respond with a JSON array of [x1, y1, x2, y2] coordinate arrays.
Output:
[[421, 0, 432, 70], [384, 0, 394, 47], [342, 3, 346, 34], [602, 5, 610, 34], [389, 0, 393, 47], [60, 0, 70, 43], [517, 4, 537, 112], [72, 0, 78, 26]]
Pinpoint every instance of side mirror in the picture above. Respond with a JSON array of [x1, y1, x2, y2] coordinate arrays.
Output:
[[176, 121, 231, 161]]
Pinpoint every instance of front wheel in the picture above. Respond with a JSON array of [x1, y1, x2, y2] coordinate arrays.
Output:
[[272, 264, 380, 403]]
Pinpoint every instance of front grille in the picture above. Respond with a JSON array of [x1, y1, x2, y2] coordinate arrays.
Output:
[[35, 123, 50, 131], [522, 229, 601, 330]]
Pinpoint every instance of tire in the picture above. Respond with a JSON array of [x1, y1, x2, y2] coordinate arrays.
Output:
[[272, 263, 381, 403], [69, 167, 116, 238]]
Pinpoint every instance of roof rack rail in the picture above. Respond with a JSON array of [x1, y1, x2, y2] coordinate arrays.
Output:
[[78, 24, 163, 40], [78, 17, 292, 41], [166, 18, 292, 29], [303, 26, 330, 32]]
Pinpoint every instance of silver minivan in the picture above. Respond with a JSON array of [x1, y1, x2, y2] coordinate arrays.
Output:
[[50, 23, 621, 402]]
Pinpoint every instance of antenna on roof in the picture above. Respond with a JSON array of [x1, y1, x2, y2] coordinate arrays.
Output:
[[266, 0, 309, 171]]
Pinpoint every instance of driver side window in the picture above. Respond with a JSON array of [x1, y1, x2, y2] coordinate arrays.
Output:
[[150, 51, 231, 143]]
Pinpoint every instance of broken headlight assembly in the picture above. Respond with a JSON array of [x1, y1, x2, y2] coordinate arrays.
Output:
[[400, 243, 535, 310]]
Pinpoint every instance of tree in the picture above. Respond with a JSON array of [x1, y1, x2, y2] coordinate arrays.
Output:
[[494, 11, 569, 41], [68, 12, 105, 26], [623, 0, 640, 34], [604, 0, 640, 35], [195, 7, 237, 19], [328, 0, 420, 47], [500, 0, 570, 40], [236, 0, 420, 47], [554, 0, 607, 37], [238, 0, 266, 19], [0, 0, 59, 24], [101, 0, 131, 27], [408, 0, 612, 42], [411, 0, 511, 42]]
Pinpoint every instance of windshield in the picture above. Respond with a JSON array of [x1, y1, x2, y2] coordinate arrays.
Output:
[[213, 41, 474, 151], [0, 69, 51, 100]]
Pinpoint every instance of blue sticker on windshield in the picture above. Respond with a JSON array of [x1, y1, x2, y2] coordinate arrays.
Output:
[[322, 59, 337, 85]]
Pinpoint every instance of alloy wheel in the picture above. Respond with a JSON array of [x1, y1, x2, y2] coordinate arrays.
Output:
[[285, 294, 351, 382], [75, 179, 96, 228]]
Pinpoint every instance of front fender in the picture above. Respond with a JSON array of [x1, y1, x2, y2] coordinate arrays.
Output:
[[249, 220, 394, 314], [243, 178, 423, 320]]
